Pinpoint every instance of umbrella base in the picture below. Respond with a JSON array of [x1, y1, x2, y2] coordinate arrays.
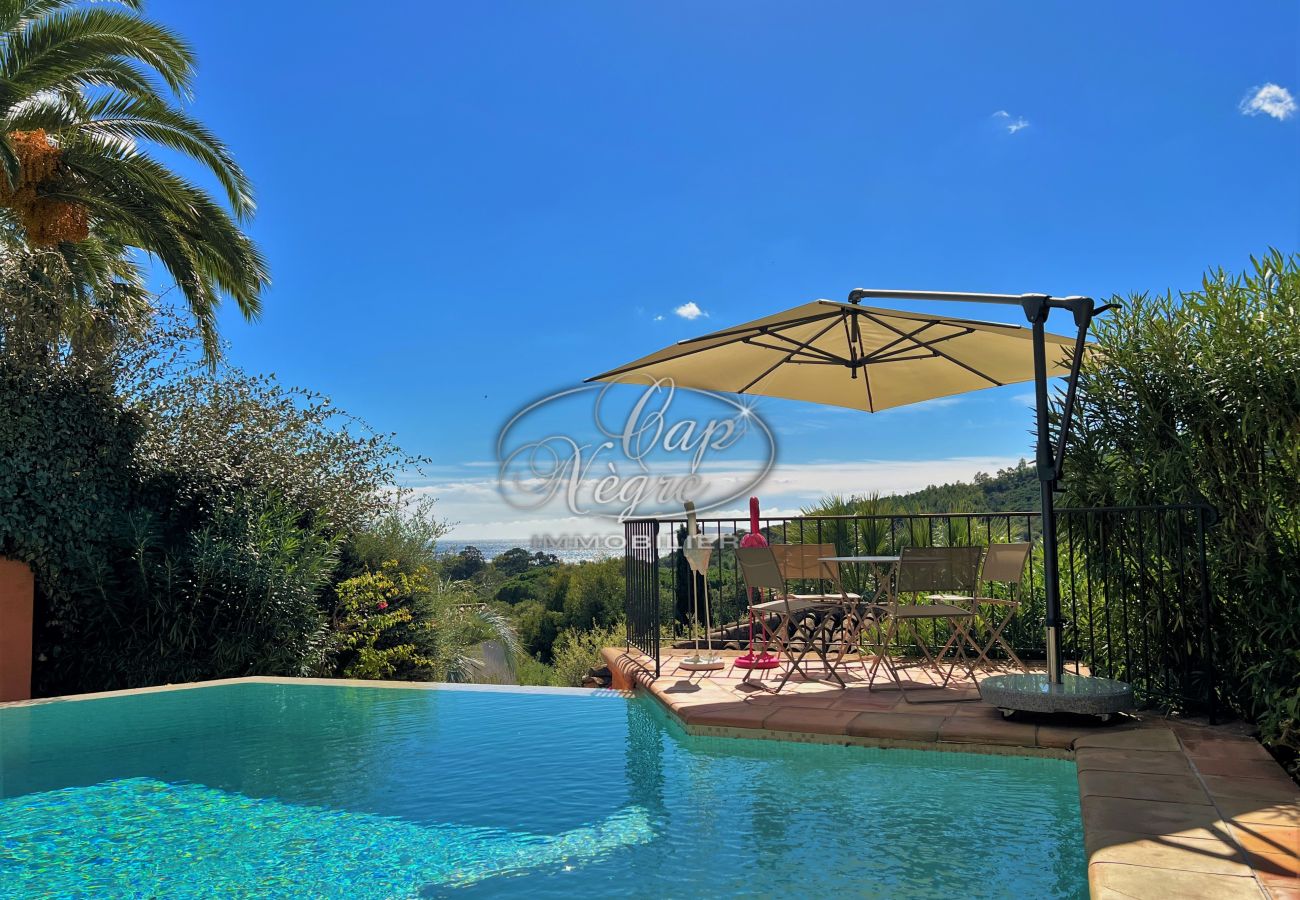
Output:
[[679, 655, 725, 672], [734, 652, 780, 670], [979, 673, 1133, 721]]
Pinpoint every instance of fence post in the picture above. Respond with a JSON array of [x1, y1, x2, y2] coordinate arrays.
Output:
[[1196, 507, 1215, 725], [652, 521, 660, 678], [623, 520, 633, 653]]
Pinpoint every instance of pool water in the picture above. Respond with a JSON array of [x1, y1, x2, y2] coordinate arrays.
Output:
[[0, 682, 1086, 898]]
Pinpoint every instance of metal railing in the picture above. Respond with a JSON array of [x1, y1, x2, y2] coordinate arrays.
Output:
[[622, 504, 1217, 717], [623, 518, 661, 676]]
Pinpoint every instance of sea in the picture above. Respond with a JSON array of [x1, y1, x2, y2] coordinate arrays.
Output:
[[437, 540, 615, 564]]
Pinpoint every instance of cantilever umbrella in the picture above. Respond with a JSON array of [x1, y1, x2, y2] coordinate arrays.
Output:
[[588, 298, 1080, 411], [588, 289, 1112, 686]]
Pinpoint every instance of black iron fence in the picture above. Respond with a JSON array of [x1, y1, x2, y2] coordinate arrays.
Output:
[[623, 518, 661, 672], [622, 504, 1217, 717]]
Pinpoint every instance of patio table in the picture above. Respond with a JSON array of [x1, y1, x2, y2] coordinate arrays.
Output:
[[817, 556, 900, 609], [819, 556, 900, 683]]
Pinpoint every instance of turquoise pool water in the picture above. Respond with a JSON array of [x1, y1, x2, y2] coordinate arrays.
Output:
[[0, 683, 1086, 898]]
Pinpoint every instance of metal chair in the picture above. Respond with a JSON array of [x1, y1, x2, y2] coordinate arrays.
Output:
[[776, 543, 877, 682], [872, 546, 982, 695], [969, 543, 1033, 670], [737, 545, 865, 692]]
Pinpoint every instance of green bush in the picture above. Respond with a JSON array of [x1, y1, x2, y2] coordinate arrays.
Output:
[[328, 562, 520, 683], [330, 562, 440, 680], [512, 653, 557, 687], [1067, 250, 1300, 760], [47, 500, 337, 692], [0, 310, 441, 694], [561, 558, 624, 630], [338, 497, 449, 580], [549, 622, 625, 688], [0, 357, 141, 630]]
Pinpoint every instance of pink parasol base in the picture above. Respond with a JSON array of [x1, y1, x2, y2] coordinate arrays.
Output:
[[734, 496, 779, 669]]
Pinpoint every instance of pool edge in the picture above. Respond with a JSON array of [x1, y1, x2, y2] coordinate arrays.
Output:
[[0, 676, 633, 709], [603, 647, 1293, 900]]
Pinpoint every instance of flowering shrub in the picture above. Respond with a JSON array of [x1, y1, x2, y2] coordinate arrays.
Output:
[[331, 563, 436, 680], [330, 562, 520, 683]]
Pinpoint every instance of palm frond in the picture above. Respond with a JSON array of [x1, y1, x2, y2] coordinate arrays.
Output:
[[76, 92, 254, 217], [1, 7, 194, 99]]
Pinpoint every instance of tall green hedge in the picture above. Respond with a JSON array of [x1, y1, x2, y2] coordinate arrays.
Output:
[[1067, 250, 1300, 760], [0, 315, 431, 695], [0, 359, 141, 628]]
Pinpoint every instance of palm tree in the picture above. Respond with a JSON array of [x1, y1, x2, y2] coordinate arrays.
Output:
[[0, 0, 266, 362]]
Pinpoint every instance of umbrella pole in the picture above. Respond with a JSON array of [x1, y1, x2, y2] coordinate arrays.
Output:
[[1030, 312, 1064, 685]]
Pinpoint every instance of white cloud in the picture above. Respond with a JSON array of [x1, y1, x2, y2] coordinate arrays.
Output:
[[653, 314, 664, 322], [992, 109, 1029, 134], [1239, 83, 1296, 121], [674, 301, 707, 320], [422, 456, 1021, 540]]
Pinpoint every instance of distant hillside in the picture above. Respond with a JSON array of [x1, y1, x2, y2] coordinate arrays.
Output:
[[892, 459, 1039, 512], [803, 459, 1040, 517]]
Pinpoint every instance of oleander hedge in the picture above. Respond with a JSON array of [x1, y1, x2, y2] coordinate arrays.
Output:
[[1066, 250, 1300, 767]]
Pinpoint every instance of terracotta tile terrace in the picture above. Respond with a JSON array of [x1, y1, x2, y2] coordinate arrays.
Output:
[[603, 647, 1300, 900]]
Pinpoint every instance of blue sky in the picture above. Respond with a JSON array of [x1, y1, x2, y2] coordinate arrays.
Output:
[[153, 1, 1297, 539]]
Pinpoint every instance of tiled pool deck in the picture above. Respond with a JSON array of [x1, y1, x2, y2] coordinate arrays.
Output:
[[604, 647, 1300, 900]]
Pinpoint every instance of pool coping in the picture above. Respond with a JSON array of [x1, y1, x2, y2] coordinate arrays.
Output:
[[603, 647, 1300, 900], [0, 676, 633, 709]]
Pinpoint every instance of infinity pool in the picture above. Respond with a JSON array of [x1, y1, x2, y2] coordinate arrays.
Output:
[[0, 682, 1086, 898]]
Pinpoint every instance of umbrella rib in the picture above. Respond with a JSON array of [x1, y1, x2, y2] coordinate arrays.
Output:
[[863, 353, 950, 364], [742, 334, 845, 363], [854, 311, 1005, 387], [675, 310, 839, 346], [735, 316, 845, 394], [867, 328, 975, 363], [586, 312, 845, 382], [857, 321, 942, 364], [862, 352, 876, 412]]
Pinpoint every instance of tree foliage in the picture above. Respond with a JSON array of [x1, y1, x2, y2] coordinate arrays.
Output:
[[0, 300, 518, 694], [1067, 250, 1300, 758], [0, 0, 267, 360]]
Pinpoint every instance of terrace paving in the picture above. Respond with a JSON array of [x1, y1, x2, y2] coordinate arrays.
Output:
[[604, 647, 1300, 900]]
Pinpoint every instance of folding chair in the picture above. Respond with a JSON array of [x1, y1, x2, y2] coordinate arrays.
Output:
[[969, 543, 1032, 670], [736, 546, 862, 692], [872, 546, 982, 696], [774, 544, 874, 682]]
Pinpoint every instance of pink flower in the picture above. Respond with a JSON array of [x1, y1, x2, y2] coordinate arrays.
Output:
[[376, 600, 388, 611]]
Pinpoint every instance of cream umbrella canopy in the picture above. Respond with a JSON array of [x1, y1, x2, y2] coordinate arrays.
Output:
[[588, 289, 1115, 689], [587, 299, 1079, 411]]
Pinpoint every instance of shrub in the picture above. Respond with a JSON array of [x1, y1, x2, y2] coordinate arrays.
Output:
[[560, 558, 624, 630], [0, 307, 437, 695], [45, 499, 337, 693], [330, 562, 439, 680], [1067, 250, 1300, 760], [549, 622, 625, 687], [511, 599, 563, 661], [125, 315, 423, 535], [0, 356, 141, 629], [328, 562, 521, 683], [337, 496, 448, 581]]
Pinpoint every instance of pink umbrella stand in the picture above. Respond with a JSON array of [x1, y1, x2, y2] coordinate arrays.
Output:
[[734, 496, 779, 670]]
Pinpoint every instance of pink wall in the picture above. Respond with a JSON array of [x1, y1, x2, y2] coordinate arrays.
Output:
[[0, 558, 34, 701]]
